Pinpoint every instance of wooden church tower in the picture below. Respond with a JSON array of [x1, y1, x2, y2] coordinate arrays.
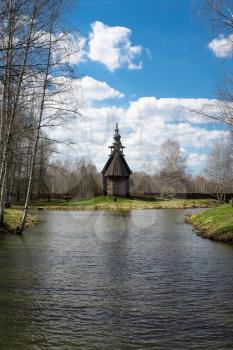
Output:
[[102, 123, 132, 197]]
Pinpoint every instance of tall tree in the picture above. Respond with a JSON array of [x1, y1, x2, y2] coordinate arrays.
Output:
[[205, 139, 233, 198], [191, 1, 233, 126], [0, 0, 79, 232], [159, 139, 186, 194]]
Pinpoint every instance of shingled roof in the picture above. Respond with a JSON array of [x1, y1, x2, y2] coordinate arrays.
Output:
[[102, 124, 132, 177]]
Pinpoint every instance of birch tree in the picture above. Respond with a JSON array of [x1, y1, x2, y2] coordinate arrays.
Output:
[[205, 140, 233, 199], [159, 139, 186, 194], [0, 0, 80, 232]]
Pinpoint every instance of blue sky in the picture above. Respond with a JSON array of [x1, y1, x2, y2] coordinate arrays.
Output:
[[69, 0, 231, 98], [54, 0, 232, 174]]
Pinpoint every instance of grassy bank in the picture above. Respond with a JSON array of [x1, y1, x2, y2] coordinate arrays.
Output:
[[186, 204, 233, 243], [4, 209, 37, 232], [23, 196, 217, 211]]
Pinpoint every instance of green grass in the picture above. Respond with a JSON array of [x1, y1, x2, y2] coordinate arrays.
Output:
[[186, 204, 233, 243], [21, 196, 218, 211], [4, 209, 37, 232]]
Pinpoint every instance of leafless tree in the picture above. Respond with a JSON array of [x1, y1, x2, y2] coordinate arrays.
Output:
[[204, 138, 233, 199], [0, 0, 81, 232], [46, 158, 102, 198], [159, 139, 187, 194], [188, 1, 233, 126]]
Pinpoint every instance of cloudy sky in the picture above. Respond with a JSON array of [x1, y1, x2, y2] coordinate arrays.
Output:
[[54, 0, 233, 174]]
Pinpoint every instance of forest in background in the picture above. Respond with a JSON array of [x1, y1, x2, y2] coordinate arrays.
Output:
[[22, 136, 233, 201]]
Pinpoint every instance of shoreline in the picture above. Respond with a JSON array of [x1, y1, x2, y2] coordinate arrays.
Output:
[[5, 198, 218, 233], [2, 209, 38, 233], [27, 204, 213, 211], [22, 197, 217, 211], [186, 204, 233, 243]]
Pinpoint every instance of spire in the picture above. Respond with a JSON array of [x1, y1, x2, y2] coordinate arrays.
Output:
[[109, 123, 125, 155], [114, 123, 121, 143]]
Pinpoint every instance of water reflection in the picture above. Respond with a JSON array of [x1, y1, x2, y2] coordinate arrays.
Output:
[[1, 209, 233, 349], [93, 211, 130, 243]]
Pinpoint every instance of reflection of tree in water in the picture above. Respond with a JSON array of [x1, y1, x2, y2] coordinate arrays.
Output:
[[0, 234, 44, 350]]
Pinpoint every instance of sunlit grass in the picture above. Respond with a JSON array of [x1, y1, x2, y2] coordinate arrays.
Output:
[[25, 196, 217, 210], [186, 204, 233, 242], [4, 209, 37, 232]]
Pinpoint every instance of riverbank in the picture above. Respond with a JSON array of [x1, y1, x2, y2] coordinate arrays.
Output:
[[4, 209, 38, 233], [23, 196, 217, 210], [186, 204, 233, 243]]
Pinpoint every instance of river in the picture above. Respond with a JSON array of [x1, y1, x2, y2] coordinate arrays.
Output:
[[1, 209, 233, 349]]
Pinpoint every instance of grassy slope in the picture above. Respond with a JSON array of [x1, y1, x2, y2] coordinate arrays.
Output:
[[4, 209, 37, 232], [25, 196, 217, 210], [186, 204, 233, 243]]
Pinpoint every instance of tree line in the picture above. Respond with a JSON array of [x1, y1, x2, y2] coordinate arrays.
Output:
[[132, 137, 233, 199], [17, 136, 232, 201]]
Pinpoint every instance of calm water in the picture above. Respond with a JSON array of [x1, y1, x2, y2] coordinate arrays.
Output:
[[1, 209, 233, 349]]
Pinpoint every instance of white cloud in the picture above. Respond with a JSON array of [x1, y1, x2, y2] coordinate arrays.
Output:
[[88, 21, 143, 72], [49, 21, 145, 71], [49, 95, 228, 175], [34, 22, 145, 71], [124, 96, 219, 125], [208, 34, 233, 58], [48, 75, 124, 119], [79, 76, 124, 101]]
